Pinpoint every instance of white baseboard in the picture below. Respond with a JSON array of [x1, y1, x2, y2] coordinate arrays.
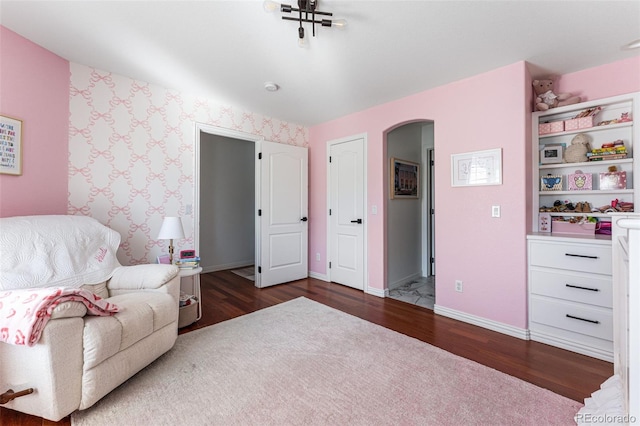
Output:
[[529, 330, 613, 362], [309, 271, 329, 282], [434, 304, 530, 340]]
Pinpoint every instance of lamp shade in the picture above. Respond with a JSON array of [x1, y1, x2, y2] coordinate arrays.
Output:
[[157, 217, 185, 240]]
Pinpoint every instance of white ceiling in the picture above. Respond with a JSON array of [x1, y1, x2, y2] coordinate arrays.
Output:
[[1, 1, 639, 126]]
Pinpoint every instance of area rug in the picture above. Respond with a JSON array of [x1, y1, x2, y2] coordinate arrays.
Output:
[[230, 265, 255, 281], [71, 297, 581, 425]]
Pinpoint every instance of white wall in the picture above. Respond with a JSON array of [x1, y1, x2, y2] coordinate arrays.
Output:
[[199, 133, 255, 272], [387, 122, 424, 288]]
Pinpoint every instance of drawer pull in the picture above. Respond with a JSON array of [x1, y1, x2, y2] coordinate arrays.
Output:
[[565, 284, 600, 292], [566, 314, 600, 324], [565, 253, 598, 260]]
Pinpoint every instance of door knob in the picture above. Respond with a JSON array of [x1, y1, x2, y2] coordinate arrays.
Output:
[[301, 217, 308, 222], [350, 219, 363, 224]]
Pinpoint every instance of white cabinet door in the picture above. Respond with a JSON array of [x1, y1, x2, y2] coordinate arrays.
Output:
[[256, 141, 308, 287]]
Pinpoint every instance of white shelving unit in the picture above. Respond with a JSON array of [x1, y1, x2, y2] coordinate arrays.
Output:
[[527, 92, 639, 361], [532, 92, 639, 232]]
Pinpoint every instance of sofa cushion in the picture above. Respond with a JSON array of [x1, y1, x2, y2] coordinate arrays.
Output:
[[82, 291, 176, 369]]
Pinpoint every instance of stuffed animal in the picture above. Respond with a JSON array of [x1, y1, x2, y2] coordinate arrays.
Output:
[[564, 133, 591, 163], [533, 79, 581, 111]]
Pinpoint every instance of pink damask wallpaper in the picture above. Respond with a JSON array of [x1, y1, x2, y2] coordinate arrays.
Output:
[[68, 63, 308, 265]]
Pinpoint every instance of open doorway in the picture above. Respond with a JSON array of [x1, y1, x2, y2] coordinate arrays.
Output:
[[194, 123, 309, 288], [386, 121, 435, 309], [197, 129, 256, 275]]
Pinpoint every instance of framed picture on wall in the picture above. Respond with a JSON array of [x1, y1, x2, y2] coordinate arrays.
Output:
[[390, 157, 419, 199], [0, 115, 23, 176], [451, 148, 502, 187]]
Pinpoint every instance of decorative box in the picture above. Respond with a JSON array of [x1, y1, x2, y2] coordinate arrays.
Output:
[[564, 116, 595, 131], [551, 220, 596, 235], [538, 121, 564, 135], [568, 172, 592, 190], [596, 221, 612, 235], [541, 174, 563, 191], [599, 171, 627, 190], [538, 213, 551, 233]]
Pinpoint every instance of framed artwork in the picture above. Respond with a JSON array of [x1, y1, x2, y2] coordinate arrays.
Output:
[[0, 115, 22, 175], [451, 148, 502, 187], [390, 157, 419, 199], [540, 144, 564, 164]]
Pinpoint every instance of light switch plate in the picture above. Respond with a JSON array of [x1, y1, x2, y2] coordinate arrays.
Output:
[[492, 205, 501, 217]]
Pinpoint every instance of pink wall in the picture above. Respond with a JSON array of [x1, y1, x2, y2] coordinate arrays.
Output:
[[310, 62, 531, 328], [0, 26, 69, 217], [310, 56, 640, 330], [555, 56, 640, 103]]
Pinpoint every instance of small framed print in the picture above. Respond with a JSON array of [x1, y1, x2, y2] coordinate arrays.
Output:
[[0, 115, 22, 175], [540, 144, 563, 165], [391, 157, 419, 198]]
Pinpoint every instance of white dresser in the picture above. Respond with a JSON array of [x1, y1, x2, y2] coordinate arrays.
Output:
[[527, 234, 613, 361]]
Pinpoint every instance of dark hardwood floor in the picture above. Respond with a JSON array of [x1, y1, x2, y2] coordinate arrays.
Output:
[[1, 270, 613, 425]]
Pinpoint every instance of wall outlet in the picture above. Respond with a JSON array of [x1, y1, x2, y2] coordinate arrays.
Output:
[[455, 280, 463, 292], [316, 252, 321, 261]]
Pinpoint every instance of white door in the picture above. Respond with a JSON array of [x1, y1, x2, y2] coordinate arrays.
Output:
[[256, 141, 308, 288], [328, 137, 365, 290]]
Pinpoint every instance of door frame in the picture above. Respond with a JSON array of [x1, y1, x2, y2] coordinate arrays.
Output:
[[194, 122, 262, 284], [326, 133, 369, 293], [422, 146, 435, 276]]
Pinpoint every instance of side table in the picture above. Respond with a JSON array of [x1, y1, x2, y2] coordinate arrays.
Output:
[[178, 266, 202, 328]]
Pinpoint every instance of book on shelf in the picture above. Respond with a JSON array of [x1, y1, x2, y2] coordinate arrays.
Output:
[[591, 147, 627, 154], [588, 153, 628, 161]]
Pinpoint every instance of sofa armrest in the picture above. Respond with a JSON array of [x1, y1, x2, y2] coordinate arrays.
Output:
[[50, 301, 88, 319], [107, 264, 179, 291]]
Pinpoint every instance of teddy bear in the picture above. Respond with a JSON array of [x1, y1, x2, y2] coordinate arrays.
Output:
[[564, 133, 591, 163], [533, 79, 581, 111]]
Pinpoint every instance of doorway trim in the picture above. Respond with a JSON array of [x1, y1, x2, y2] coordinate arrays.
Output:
[[326, 133, 369, 294], [194, 122, 261, 276]]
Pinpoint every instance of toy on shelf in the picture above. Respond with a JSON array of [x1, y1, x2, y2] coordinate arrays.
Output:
[[564, 133, 591, 163], [533, 78, 581, 111], [597, 111, 633, 126]]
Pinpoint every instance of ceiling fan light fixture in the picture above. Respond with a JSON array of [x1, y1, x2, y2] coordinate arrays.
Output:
[[268, 0, 346, 45]]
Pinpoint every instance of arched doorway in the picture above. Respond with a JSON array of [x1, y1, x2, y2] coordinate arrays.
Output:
[[385, 120, 435, 309]]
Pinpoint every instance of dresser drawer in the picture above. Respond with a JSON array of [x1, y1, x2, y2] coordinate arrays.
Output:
[[529, 240, 612, 274], [529, 269, 612, 308], [530, 296, 613, 341]]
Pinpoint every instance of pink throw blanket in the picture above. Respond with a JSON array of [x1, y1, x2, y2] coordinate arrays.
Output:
[[0, 287, 119, 347]]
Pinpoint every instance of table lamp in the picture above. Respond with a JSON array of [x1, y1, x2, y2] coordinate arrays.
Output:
[[157, 216, 185, 264]]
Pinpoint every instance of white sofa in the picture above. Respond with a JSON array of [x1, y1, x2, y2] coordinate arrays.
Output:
[[0, 215, 180, 421]]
